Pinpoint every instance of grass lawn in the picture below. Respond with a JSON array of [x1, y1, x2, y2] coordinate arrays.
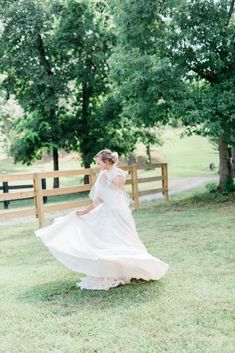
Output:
[[0, 193, 234, 353], [136, 127, 219, 178]]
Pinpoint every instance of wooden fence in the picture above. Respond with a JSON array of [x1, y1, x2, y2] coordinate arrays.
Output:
[[0, 163, 168, 228]]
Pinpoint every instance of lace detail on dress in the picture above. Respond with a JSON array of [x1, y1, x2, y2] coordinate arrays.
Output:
[[104, 169, 126, 186], [76, 275, 131, 290]]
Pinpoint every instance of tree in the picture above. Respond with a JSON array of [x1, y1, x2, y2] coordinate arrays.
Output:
[[0, 0, 118, 184], [166, 0, 235, 191], [109, 0, 178, 127], [54, 0, 160, 171], [0, 0, 163, 186], [53, 0, 115, 169], [0, 0, 67, 187], [109, 0, 235, 192]]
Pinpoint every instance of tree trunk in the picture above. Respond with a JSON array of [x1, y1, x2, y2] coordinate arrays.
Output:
[[146, 145, 152, 164], [53, 147, 59, 188], [231, 146, 235, 177], [218, 137, 233, 191], [83, 157, 91, 185], [37, 33, 61, 188], [81, 81, 91, 185]]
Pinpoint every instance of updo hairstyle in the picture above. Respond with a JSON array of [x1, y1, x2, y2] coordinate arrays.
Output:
[[95, 149, 118, 165]]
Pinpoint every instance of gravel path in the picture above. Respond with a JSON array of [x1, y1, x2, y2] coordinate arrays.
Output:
[[140, 175, 218, 202], [1, 175, 218, 226]]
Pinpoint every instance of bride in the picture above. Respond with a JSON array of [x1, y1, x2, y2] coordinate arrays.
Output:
[[35, 149, 169, 290]]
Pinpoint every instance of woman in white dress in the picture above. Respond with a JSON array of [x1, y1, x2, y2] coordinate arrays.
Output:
[[35, 149, 169, 290]]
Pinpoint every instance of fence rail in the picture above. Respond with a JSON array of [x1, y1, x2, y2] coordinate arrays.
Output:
[[0, 163, 168, 228]]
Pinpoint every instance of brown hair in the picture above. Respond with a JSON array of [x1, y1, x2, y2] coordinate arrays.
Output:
[[95, 149, 117, 165]]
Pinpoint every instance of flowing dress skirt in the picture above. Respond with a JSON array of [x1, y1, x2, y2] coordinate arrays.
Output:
[[35, 202, 169, 290]]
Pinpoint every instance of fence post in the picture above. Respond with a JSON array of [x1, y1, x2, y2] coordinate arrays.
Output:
[[162, 163, 169, 201], [41, 178, 47, 204], [130, 164, 139, 209], [89, 168, 97, 187], [1, 171, 9, 209], [34, 173, 45, 227]]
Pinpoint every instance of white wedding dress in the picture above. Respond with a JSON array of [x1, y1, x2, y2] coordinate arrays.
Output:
[[35, 168, 169, 290]]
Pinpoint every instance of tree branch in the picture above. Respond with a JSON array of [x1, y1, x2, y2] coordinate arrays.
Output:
[[36, 34, 53, 77], [190, 65, 217, 83], [184, 55, 218, 83]]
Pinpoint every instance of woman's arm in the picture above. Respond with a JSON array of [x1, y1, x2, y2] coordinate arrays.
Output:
[[76, 197, 101, 216], [111, 175, 126, 190]]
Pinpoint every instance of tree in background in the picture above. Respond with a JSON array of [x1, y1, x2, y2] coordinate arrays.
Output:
[[54, 0, 116, 169], [0, 0, 68, 187], [0, 0, 158, 184], [109, 0, 180, 127], [54, 0, 160, 170], [167, 0, 235, 191], [109, 0, 235, 192]]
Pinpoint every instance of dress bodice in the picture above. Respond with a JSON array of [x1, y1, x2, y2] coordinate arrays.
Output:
[[102, 168, 126, 186], [89, 168, 130, 208]]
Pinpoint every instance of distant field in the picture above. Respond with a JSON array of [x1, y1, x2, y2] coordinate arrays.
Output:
[[136, 127, 219, 178], [0, 127, 219, 179]]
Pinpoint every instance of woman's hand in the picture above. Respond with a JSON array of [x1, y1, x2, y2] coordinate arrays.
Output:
[[76, 202, 96, 217], [76, 209, 86, 216]]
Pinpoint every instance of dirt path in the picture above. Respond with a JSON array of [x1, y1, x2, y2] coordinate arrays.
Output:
[[1, 176, 218, 226], [140, 175, 218, 202]]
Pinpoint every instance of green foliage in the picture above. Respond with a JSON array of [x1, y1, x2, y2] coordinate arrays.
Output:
[[0, 89, 23, 149], [188, 190, 231, 204], [8, 111, 53, 165], [166, 0, 235, 192], [0, 0, 67, 166], [171, 184, 235, 206], [109, 0, 235, 140], [53, 0, 122, 165], [204, 181, 235, 199], [48, 0, 162, 165], [109, 0, 235, 191], [109, 0, 181, 127], [205, 182, 218, 193], [166, 0, 235, 143], [0, 0, 156, 168], [185, 181, 235, 204]]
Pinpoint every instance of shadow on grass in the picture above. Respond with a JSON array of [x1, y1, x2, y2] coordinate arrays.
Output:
[[19, 277, 166, 312]]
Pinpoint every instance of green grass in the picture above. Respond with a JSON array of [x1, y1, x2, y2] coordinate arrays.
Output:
[[137, 127, 219, 178], [0, 194, 234, 353], [0, 149, 82, 174]]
